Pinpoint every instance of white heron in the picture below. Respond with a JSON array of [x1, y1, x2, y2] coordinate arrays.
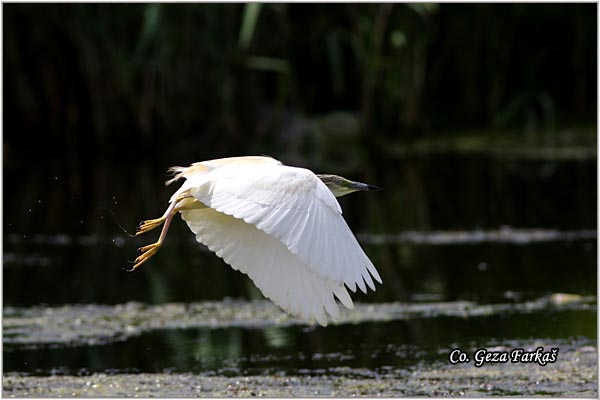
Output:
[[131, 156, 382, 326]]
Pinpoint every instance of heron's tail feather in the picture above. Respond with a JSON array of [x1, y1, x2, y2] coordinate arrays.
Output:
[[166, 163, 212, 186], [166, 166, 186, 186], [167, 157, 281, 186]]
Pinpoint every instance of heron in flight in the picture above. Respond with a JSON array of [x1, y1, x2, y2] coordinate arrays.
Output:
[[132, 156, 382, 326]]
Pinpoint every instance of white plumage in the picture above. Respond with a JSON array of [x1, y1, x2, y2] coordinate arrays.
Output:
[[133, 156, 382, 326]]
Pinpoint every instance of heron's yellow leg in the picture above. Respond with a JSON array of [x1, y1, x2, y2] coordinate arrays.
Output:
[[136, 207, 186, 235], [136, 217, 166, 236], [135, 194, 197, 236], [129, 194, 199, 271]]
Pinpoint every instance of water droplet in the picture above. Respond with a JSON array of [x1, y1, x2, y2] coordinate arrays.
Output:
[[38, 200, 42, 204], [54, 176, 59, 181], [28, 209, 32, 212]]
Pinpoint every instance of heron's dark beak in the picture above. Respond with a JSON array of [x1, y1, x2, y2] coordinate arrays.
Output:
[[347, 180, 382, 192]]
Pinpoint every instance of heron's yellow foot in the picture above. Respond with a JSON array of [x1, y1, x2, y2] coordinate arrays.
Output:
[[136, 217, 165, 236], [130, 242, 162, 271]]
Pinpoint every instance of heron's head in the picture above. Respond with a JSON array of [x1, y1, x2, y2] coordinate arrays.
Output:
[[317, 174, 381, 198]]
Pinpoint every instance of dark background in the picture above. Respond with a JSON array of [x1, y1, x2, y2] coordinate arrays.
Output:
[[3, 3, 597, 307]]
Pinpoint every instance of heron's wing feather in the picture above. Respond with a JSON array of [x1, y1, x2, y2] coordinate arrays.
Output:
[[181, 207, 353, 325], [186, 163, 381, 292]]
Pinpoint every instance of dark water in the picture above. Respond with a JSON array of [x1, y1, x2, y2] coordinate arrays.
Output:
[[3, 308, 596, 376], [2, 235, 597, 306], [2, 147, 597, 394], [3, 300, 597, 396]]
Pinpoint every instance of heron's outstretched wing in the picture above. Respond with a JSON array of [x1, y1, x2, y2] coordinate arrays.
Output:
[[180, 161, 381, 294], [181, 207, 354, 326]]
